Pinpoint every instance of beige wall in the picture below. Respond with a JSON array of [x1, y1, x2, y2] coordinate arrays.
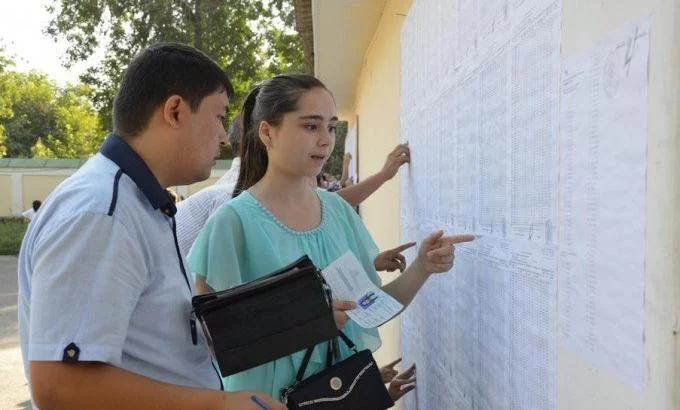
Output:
[[0, 171, 226, 217], [0, 175, 11, 216], [22, 175, 67, 210], [351, 0, 414, 389], [186, 177, 221, 196]]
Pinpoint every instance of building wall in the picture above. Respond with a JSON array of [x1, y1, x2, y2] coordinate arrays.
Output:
[[186, 177, 221, 195], [559, 1, 680, 408], [0, 169, 226, 217], [22, 175, 68, 211], [351, 0, 414, 396], [349, 0, 678, 408], [0, 175, 12, 216]]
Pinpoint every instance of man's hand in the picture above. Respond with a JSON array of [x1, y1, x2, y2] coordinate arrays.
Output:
[[226, 392, 287, 409], [387, 363, 416, 402], [379, 144, 410, 181], [29, 361, 288, 410], [332, 300, 357, 329], [374, 242, 416, 272], [416, 231, 475, 274], [379, 357, 403, 382]]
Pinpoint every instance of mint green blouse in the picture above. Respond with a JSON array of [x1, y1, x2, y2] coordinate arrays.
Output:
[[188, 189, 382, 398]]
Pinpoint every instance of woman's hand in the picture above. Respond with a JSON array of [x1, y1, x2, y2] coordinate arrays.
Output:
[[416, 230, 475, 274], [374, 242, 416, 272], [332, 300, 357, 329], [379, 144, 410, 181]]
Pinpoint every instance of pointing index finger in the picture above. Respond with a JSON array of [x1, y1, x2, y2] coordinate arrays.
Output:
[[385, 357, 403, 368], [392, 242, 417, 253], [440, 234, 476, 246]]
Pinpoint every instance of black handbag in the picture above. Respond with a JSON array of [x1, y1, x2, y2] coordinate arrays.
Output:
[[192, 255, 338, 376], [281, 331, 395, 409]]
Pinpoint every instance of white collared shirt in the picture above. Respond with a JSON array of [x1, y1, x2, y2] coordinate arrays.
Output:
[[176, 158, 240, 257], [18, 139, 221, 404]]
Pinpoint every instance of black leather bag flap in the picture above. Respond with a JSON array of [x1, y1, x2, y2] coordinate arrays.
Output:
[[284, 349, 394, 409], [192, 255, 338, 376]]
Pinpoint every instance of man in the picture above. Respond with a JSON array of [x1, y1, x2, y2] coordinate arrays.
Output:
[[18, 43, 285, 410]]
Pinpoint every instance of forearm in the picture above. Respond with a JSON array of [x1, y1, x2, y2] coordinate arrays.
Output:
[[340, 159, 350, 186], [381, 257, 430, 308], [31, 361, 226, 410], [337, 171, 388, 207]]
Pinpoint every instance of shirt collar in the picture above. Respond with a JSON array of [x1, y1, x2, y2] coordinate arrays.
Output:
[[100, 134, 176, 216]]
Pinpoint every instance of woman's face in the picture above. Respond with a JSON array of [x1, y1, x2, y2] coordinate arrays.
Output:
[[262, 87, 337, 179]]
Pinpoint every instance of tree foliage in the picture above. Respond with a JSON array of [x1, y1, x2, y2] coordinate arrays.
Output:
[[0, 46, 13, 157], [0, 69, 104, 158], [46, 0, 306, 129]]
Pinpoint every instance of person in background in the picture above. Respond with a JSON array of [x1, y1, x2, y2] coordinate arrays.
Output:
[[188, 73, 474, 400], [21, 200, 42, 222], [322, 172, 342, 192], [17, 42, 284, 410], [379, 357, 417, 402], [335, 143, 409, 205], [340, 152, 354, 187]]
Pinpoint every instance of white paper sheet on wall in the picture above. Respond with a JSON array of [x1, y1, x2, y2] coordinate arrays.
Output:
[[558, 17, 649, 388], [400, 1, 562, 409]]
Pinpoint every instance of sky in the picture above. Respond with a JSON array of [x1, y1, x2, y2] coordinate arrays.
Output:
[[0, 0, 96, 85]]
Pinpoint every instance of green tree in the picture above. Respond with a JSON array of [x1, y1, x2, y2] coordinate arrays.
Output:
[[323, 121, 348, 177], [46, 0, 306, 132], [0, 71, 103, 158], [0, 71, 56, 157], [0, 46, 13, 157], [31, 84, 105, 158]]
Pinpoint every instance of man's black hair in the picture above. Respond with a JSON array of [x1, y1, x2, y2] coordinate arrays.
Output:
[[113, 42, 234, 137]]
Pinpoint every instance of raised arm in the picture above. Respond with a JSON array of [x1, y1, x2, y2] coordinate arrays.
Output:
[[339, 152, 352, 187], [337, 144, 410, 207]]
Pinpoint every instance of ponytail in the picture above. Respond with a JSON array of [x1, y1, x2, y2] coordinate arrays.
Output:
[[234, 85, 267, 197]]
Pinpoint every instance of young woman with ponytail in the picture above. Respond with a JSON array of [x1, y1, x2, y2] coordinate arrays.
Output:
[[188, 74, 474, 398]]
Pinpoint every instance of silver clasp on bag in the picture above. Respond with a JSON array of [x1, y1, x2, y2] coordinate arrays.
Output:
[[280, 382, 299, 404]]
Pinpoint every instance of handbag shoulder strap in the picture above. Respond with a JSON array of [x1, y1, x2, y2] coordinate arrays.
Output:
[[294, 331, 359, 383], [337, 330, 358, 352], [296, 346, 316, 382]]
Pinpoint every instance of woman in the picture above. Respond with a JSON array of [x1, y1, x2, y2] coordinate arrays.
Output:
[[188, 73, 473, 398]]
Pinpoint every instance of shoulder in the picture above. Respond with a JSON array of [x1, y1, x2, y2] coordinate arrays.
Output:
[[185, 183, 233, 205], [317, 189, 354, 216], [27, 155, 160, 252], [317, 188, 342, 205], [204, 191, 251, 227], [32, 155, 124, 226], [177, 184, 233, 218]]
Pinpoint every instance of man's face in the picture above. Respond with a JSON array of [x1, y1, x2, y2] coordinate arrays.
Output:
[[180, 90, 229, 184]]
